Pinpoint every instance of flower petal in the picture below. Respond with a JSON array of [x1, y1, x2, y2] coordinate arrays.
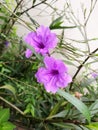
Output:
[[56, 60, 68, 73], [44, 56, 68, 72], [46, 33, 58, 48], [44, 56, 56, 69], [44, 76, 59, 93], [24, 25, 58, 56], [24, 32, 34, 45], [57, 73, 72, 87], [37, 25, 51, 38], [92, 72, 98, 78], [25, 49, 33, 58], [35, 56, 72, 94], [35, 67, 51, 84]]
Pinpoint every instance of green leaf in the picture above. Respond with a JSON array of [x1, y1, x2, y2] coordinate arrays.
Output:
[[0, 85, 16, 95], [24, 108, 30, 114], [89, 100, 98, 116], [86, 122, 98, 130], [2, 122, 16, 130], [49, 16, 76, 30], [53, 123, 83, 130], [0, 16, 7, 21], [0, 126, 2, 130], [79, 125, 90, 130], [0, 109, 10, 123], [47, 110, 67, 119], [51, 25, 76, 30], [30, 105, 35, 117], [57, 89, 91, 123], [48, 101, 63, 117], [50, 16, 63, 29], [33, 0, 36, 4], [52, 123, 73, 130]]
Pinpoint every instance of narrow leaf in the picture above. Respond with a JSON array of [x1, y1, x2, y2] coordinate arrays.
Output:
[[49, 16, 76, 29], [86, 122, 98, 130], [50, 16, 63, 29], [0, 85, 16, 95], [57, 89, 91, 123], [51, 25, 76, 30], [33, 0, 36, 4], [89, 100, 98, 116], [48, 101, 63, 117], [0, 16, 7, 21], [53, 123, 73, 129], [53, 123, 84, 130], [47, 110, 67, 119]]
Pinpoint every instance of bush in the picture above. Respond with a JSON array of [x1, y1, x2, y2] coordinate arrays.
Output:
[[0, 0, 98, 129]]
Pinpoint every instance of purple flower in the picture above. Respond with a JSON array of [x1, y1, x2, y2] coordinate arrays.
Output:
[[25, 49, 33, 58], [4, 41, 9, 47], [35, 56, 72, 93], [24, 25, 58, 57], [92, 72, 98, 78]]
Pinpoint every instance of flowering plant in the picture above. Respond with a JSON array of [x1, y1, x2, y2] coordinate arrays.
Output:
[[25, 25, 72, 93], [0, 0, 98, 130], [25, 25, 58, 57]]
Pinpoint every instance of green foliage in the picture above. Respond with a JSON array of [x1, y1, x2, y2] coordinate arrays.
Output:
[[0, 108, 16, 130], [0, 85, 16, 95], [0, 108, 10, 124], [86, 122, 98, 130], [0, 0, 98, 129], [50, 16, 76, 30], [58, 90, 91, 123]]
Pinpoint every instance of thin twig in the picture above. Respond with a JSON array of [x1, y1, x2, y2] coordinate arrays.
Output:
[[13, 0, 24, 13], [85, 0, 98, 26], [20, 0, 47, 15], [70, 48, 98, 90], [1, 0, 24, 34], [0, 96, 25, 115]]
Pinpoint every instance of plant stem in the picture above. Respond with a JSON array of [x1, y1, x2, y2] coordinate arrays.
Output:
[[0, 96, 25, 115], [20, 0, 47, 15], [0, 0, 24, 34], [85, 0, 98, 26], [70, 48, 98, 90]]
